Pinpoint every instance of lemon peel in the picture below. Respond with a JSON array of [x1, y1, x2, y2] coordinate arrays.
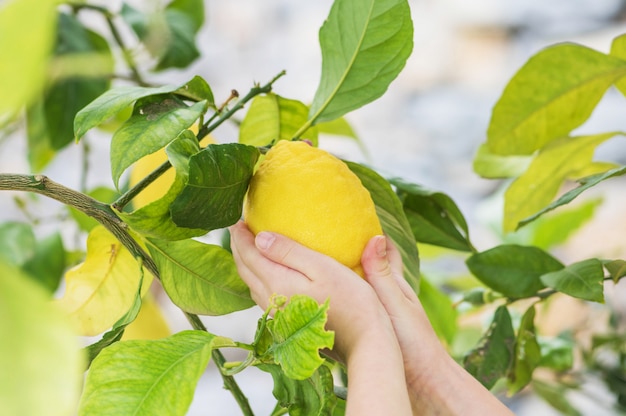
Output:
[[244, 140, 382, 277]]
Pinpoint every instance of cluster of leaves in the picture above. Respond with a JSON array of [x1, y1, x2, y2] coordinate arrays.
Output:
[[1, 0, 626, 416]]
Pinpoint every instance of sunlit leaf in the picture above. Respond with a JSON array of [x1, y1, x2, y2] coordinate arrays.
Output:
[[308, 0, 413, 124], [317, 117, 358, 140], [347, 162, 420, 292], [0, 260, 83, 416], [0, 0, 57, 114], [540, 258, 605, 303], [268, 295, 334, 380], [240, 94, 318, 146], [518, 165, 626, 227], [56, 226, 151, 336], [487, 43, 626, 155], [508, 305, 541, 395], [110, 96, 205, 188], [466, 245, 563, 298], [464, 306, 515, 390], [83, 271, 144, 367], [147, 238, 254, 315], [79, 331, 235, 416], [170, 143, 259, 230], [504, 133, 618, 232], [259, 363, 337, 415], [473, 143, 532, 179]]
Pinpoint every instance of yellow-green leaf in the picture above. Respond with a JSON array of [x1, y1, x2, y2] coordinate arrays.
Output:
[[268, 295, 334, 380], [0, 260, 83, 416], [56, 226, 152, 336], [122, 293, 171, 341], [487, 43, 626, 155], [0, 0, 58, 115], [503, 133, 617, 232]]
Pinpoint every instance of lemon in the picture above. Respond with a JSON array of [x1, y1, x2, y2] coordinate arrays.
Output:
[[243, 140, 382, 277]]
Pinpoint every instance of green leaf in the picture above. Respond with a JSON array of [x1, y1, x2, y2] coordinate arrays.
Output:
[[0, 221, 35, 266], [532, 380, 582, 416], [155, 4, 202, 70], [170, 143, 260, 230], [487, 43, 626, 155], [604, 259, 626, 283], [308, 0, 413, 125], [418, 276, 457, 345], [74, 77, 205, 140], [540, 258, 605, 303], [0, 260, 83, 416], [463, 306, 515, 390], [268, 295, 335, 380], [346, 162, 420, 292], [518, 165, 626, 227], [538, 336, 574, 371], [44, 13, 113, 149], [25, 101, 56, 171], [118, 132, 207, 241], [111, 96, 205, 188], [391, 178, 473, 252], [508, 305, 541, 395], [79, 331, 234, 416], [173, 75, 214, 106], [503, 133, 618, 232], [0, 0, 57, 114], [240, 94, 318, 146], [22, 232, 65, 293], [259, 363, 337, 416], [147, 238, 255, 315], [473, 143, 532, 179], [466, 244, 563, 298]]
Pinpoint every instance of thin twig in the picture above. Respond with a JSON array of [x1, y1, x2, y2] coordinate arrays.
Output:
[[112, 70, 286, 211]]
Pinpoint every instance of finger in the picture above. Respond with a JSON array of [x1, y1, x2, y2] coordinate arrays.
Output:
[[254, 230, 347, 282], [230, 221, 311, 298], [362, 235, 415, 314]]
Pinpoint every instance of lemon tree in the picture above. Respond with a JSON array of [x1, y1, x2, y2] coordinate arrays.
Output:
[[0, 0, 625, 415]]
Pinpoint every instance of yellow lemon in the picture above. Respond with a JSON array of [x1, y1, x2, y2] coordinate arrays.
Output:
[[243, 140, 382, 277], [129, 128, 214, 208]]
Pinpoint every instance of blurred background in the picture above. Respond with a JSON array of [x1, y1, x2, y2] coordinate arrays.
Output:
[[2, 0, 626, 414]]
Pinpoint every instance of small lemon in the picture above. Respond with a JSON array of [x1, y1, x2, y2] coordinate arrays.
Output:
[[243, 140, 382, 277]]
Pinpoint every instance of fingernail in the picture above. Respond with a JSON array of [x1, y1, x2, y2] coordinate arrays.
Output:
[[375, 235, 387, 258], [256, 232, 275, 250]]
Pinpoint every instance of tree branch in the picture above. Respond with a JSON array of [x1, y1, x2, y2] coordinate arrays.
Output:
[[0, 172, 255, 415]]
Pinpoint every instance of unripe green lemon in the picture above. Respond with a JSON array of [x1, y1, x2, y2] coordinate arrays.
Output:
[[243, 140, 382, 277]]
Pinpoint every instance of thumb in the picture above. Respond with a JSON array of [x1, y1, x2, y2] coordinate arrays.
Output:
[[362, 236, 417, 307]]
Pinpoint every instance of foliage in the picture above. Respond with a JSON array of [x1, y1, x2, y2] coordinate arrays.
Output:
[[0, 0, 624, 415]]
